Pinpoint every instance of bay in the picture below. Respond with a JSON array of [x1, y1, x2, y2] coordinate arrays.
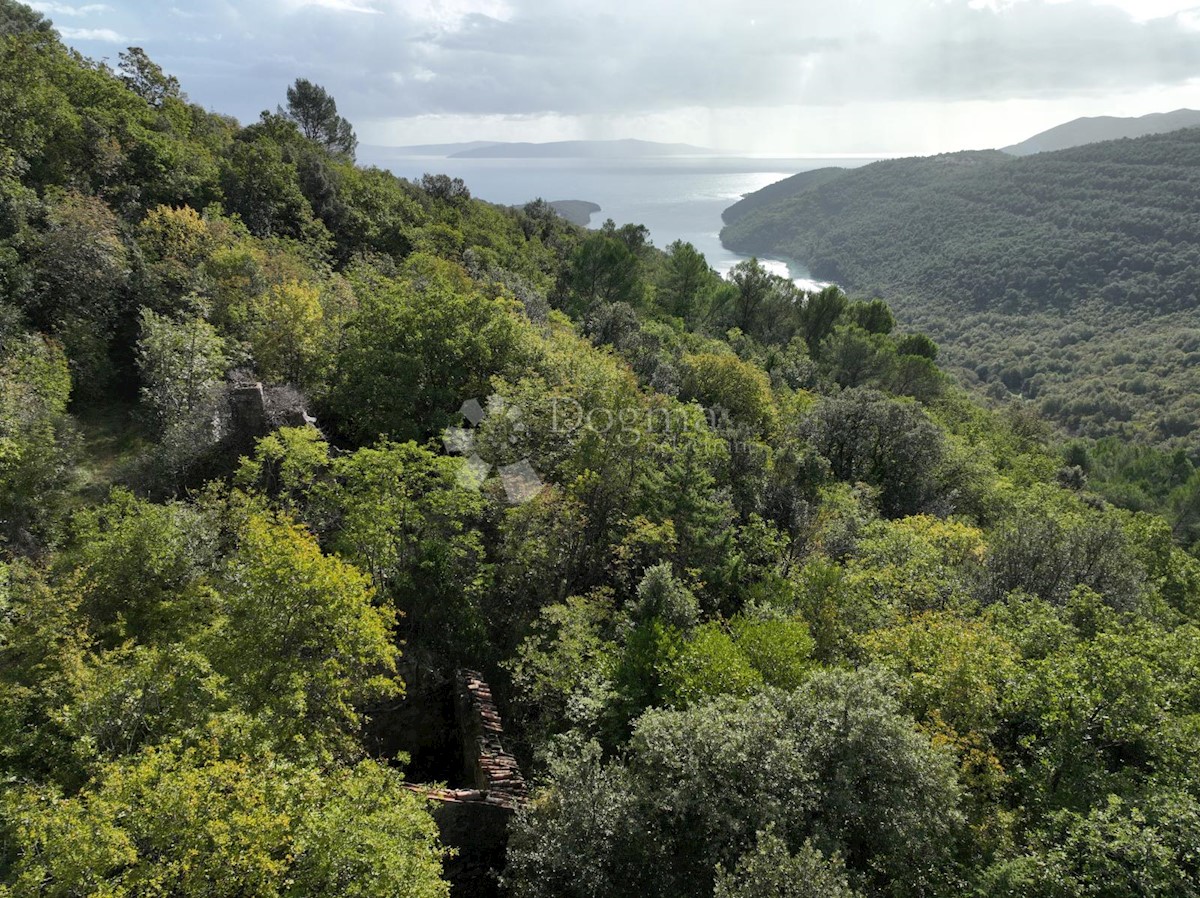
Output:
[[358, 151, 877, 290]]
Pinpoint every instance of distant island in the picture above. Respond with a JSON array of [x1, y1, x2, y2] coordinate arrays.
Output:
[[369, 138, 721, 159], [1002, 108, 1200, 155], [547, 200, 602, 226]]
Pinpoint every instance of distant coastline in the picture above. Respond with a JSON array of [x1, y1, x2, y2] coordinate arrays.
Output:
[[548, 200, 602, 226], [365, 138, 722, 160]]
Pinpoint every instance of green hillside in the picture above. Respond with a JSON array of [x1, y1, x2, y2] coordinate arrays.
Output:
[[721, 132, 1200, 449], [5, 2, 1200, 896]]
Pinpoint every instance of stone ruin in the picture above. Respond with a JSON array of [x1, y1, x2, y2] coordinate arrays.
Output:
[[223, 381, 316, 450], [453, 669, 528, 804], [385, 668, 528, 898], [222, 387, 526, 894]]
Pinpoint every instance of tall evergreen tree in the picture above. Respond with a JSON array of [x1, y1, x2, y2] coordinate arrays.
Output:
[[282, 78, 358, 160]]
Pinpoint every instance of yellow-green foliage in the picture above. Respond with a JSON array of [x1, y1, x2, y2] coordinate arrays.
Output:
[[845, 515, 986, 616], [0, 747, 448, 898], [680, 351, 777, 433]]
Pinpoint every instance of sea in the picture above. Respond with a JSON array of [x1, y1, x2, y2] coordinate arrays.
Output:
[[357, 151, 879, 290]]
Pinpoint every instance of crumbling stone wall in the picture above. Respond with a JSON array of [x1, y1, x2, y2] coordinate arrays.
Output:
[[455, 669, 527, 804], [415, 669, 527, 898]]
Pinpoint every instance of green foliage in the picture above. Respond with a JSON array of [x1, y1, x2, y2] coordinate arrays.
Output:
[[807, 388, 949, 517], [722, 132, 1200, 449], [567, 227, 643, 310], [62, 489, 218, 647], [982, 508, 1145, 609], [220, 135, 314, 239], [658, 239, 713, 320], [629, 562, 699, 630], [119, 47, 182, 108], [329, 255, 535, 441], [509, 670, 965, 898], [136, 308, 227, 428], [283, 78, 358, 160], [209, 510, 400, 751], [679, 351, 777, 433], [714, 828, 862, 898], [507, 590, 618, 740], [0, 747, 448, 898], [660, 621, 763, 706], [0, 333, 73, 541], [0, 0, 52, 34], [979, 793, 1200, 898], [246, 278, 326, 385], [27, 190, 129, 392], [5, 24, 1200, 898]]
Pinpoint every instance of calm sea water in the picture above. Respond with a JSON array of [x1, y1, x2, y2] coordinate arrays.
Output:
[[358, 152, 877, 289]]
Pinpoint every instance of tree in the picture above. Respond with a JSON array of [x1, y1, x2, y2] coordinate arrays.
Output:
[[323, 440, 491, 663], [807, 388, 949, 517], [0, 334, 73, 543], [328, 255, 535, 442], [282, 78, 358, 160], [28, 190, 130, 394], [982, 509, 1145, 609], [209, 511, 401, 752], [0, 0, 53, 35], [247, 279, 325, 386], [659, 240, 712, 320], [728, 257, 774, 335], [679, 352, 777, 433], [137, 309, 227, 429], [799, 286, 848, 352], [895, 332, 939, 360], [63, 490, 219, 649], [419, 173, 470, 204], [118, 47, 182, 108], [508, 671, 965, 898], [0, 748, 449, 898], [569, 232, 642, 309], [846, 299, 895, 335], [714, 828, 862, 898], [220, 136, 318, 239]]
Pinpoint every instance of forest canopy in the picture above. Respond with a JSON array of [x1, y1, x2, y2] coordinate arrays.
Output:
[[721, 131, 1200, 458], [2, 5, 1200, 897]]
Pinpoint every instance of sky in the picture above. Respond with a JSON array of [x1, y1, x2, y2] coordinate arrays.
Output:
[[36, 0, 1200, 155]]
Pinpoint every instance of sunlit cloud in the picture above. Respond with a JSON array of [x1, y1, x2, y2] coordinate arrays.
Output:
[[48, 0, 1200, 153], [288, 0, 383, 13], [57, 25, 126, 41], [31, 2, 110, 14]]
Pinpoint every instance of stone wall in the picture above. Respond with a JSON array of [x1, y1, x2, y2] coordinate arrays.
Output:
[[414, 669, 527, 898], [455, 669, 527, 804]]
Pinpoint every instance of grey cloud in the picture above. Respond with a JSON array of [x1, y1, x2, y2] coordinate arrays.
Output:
[[58, 0, 1200, 125]]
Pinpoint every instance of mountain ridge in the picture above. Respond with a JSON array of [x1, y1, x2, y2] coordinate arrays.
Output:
[[1001, 108, 1200, 155]]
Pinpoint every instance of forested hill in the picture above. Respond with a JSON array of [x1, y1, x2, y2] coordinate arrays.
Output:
[[7, 2, 1200, 897], [721, 130, 1200, 449], [721, 165, 849, 225], [722, 132, 1200, 314]]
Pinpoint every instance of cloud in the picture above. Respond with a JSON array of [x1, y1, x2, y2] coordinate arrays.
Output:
[[57, 25, 126, 41], [284, 0, 383, 13], [31, 2, 110, 14], [50, 0, 1200, 133]]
